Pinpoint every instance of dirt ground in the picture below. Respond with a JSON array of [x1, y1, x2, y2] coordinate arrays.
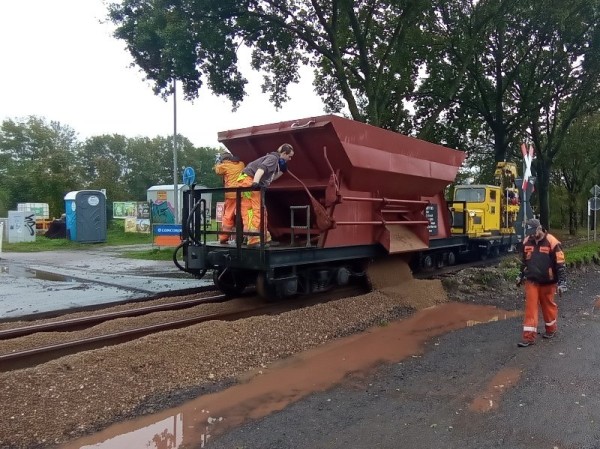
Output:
[[0, 255, 588, 449], [205, 260, 600, 449]]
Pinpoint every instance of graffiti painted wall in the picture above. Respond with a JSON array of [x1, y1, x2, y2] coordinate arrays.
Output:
[[8, 211, 36, 243]]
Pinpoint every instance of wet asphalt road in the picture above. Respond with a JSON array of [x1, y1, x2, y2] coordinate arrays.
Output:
[[210, 267, 600, 449]]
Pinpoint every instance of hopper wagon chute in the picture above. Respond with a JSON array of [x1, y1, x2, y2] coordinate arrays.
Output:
[[178, 115, 467, 298]]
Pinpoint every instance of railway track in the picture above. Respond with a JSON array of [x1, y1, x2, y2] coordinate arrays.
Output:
[[0, 285, 219, 325], [414, 253, 516, 279], [0, 284, 366, 373], [0, 292, 229, 340], [0, 255, 510, 373]]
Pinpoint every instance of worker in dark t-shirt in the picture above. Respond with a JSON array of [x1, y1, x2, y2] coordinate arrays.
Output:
[[236, 143, 294, 246]]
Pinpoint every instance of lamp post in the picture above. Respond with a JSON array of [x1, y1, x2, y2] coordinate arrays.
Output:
[[172, 79, 179, 224]]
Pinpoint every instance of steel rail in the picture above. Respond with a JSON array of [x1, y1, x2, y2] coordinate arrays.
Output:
[[0, 293, 227, 340], [0, 285, 367, 373], [0, 305, 269, 373], [413, 255, 512, 279]]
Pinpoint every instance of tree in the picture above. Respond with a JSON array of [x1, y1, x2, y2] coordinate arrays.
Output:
[[415, 0, 600, 229], [414, 0, 522, 151], [0, 115, 226, 220], [522, 0, 600, 228], [79, 135, 130, 200], [123, 136, 175, 197], [0, 116, 80, 217], [108, 0, 436, 131], [176, 141, 221, 189], [553, 114, 600, 234]]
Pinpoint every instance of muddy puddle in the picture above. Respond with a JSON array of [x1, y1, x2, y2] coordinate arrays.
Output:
[[60, 301, 519, 449], [469, 367, 522, 413]]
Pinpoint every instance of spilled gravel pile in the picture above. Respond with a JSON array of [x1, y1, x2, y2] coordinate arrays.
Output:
[[0, 259, 447, 449]]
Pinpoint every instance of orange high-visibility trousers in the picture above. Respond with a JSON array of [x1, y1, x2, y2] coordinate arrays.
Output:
[[522, 281, 558, 342], [237, 176, 271, 245], [218, 198, 237, 243]]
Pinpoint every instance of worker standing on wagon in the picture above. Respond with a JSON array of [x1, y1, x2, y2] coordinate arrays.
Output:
[[516, 218, 567, 347], [236, 143, 294, 246], [214, 152, 245, 244]]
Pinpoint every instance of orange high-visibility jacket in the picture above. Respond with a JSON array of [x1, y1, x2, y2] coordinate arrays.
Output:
[[215, 160, 246, 199]]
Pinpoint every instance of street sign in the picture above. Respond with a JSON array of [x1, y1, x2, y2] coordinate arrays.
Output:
[[590, 197, 600, 211], [591, 184, 600, 197], [182, 167, 195, 186]]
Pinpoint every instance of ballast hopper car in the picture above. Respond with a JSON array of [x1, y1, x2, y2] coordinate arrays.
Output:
[[176, 115, 516, 298]]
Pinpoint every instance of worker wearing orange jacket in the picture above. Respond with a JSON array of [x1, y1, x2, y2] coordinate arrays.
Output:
[[236, 143, 294, 246], [516, 218, 567, 347], [214, 152, 245, 244]]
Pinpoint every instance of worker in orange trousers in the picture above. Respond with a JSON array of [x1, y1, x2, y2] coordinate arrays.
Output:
[[516, 218, 567, 347], [214, 152, 245, 244]]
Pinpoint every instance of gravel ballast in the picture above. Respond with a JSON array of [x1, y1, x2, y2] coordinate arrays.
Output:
[[0, 258, 488, 449]]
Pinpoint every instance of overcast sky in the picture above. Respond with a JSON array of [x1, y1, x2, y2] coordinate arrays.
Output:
[[0, 0, 326, 148]]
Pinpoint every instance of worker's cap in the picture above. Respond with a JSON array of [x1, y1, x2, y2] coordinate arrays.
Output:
[[525, 218, 541, 235], [220, 152, 240, 162]]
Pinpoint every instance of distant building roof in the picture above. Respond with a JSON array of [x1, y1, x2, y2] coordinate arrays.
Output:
[[146, 184, 207, 192], [147, 184, 186, 191]]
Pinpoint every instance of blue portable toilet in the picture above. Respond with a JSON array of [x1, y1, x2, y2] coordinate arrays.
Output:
[[64, 190, 107, 243]]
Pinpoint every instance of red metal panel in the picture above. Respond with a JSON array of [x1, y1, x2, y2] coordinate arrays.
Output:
[[218, 115, 465, 254]]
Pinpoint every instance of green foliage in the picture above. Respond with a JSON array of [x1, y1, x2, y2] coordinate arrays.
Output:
[[0, 116, 80, 217], [552, 113, 600, 233], [3, 0, 600, 239], [564, 242, 600, 266], [498, 255, 520, 269], [502, 267, 521, 282], [121, 247, 178, 260], [440, 276, 459, 291], [107, 0, 600, 230], [108, 0, 433, 130], [0, 116, 222, 217], [470, 270, 503, 286]]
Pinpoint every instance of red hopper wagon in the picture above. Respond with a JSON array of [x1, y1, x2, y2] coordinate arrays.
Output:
[[177, 115, 469, 298]]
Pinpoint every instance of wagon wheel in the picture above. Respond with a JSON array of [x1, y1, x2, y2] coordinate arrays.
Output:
[[213, 268, 248, 296], [447, 251, 457, 266], [255, 273, 281, 302], [421, 254, 434, 270], [479, 245, 490, 261]]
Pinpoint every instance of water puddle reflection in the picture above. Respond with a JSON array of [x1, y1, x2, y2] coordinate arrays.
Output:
[[0, 264, 76, 282], [61, 302, 520, 449], [79, 414, 183, 449]]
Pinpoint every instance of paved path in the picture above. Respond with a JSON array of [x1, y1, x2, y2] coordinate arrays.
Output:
[[208, 266, 600, 449], [0, 246, 209, 319]]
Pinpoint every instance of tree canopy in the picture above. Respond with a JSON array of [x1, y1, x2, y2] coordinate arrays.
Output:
[[108, 0, 600, 229], [0, 117, 221, 218], [3, 0, 600, 230], [108, 0, 434, 130]]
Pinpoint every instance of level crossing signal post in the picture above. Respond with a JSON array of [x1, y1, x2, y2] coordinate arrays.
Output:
[[589, 184, 600, 242]]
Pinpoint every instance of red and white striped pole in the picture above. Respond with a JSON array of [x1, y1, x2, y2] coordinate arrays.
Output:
[[521, 143, 535, 235]]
